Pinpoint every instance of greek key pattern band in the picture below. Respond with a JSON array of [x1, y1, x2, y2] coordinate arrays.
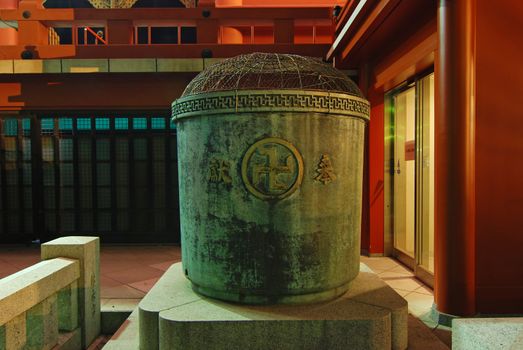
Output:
[[172, 90, 370, 121]]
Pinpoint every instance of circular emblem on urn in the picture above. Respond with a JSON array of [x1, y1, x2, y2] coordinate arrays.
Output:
[[241, 137, 303, 200]]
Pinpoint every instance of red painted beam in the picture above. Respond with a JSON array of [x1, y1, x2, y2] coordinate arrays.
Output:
[[77, 7, 332, 20], [330, 0, 436, 68], [0, 7, 332, 21], [0, 73, 195, 111], [0, 44, 330, 59], [0, 8, 74, 21], [334, 0, 377, 34], [338, 0, 399, 62]]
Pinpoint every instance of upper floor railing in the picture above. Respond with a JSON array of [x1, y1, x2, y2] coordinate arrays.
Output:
[[0, 6, 334, 59]]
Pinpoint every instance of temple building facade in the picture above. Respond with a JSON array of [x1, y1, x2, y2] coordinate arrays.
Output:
[[1, 0, 522, 320]]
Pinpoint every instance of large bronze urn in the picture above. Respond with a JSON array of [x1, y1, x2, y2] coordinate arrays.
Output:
[[171, 53, 370, 304]]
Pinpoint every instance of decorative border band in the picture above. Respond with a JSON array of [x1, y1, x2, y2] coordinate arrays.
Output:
[[172, 89, 370, 121]]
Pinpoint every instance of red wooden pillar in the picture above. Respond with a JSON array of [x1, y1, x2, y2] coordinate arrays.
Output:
[[434, 0, 476, 316], [358, 63, 385, 256], [368, 91, 384, 255]]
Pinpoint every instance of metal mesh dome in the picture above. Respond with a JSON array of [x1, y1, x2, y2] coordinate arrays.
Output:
[[182, 53, 363, 97]]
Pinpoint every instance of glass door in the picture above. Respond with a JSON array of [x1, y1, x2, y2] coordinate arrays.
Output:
[[416, 73, 435, 280], [386, 73, 435, 286], [392, 85, 416, 261]]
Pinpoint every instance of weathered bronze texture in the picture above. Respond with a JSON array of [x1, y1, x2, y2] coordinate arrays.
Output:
[[172, 53, 370, 304]]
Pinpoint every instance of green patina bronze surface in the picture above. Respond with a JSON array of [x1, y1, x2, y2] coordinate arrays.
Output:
[[171, 54, 370, 304]]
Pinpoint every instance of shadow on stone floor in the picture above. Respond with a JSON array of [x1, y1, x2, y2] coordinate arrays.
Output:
[[408, 314, 451, 349]]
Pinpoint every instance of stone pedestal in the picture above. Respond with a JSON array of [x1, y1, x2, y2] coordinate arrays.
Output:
[[137, 263, 407, 350]]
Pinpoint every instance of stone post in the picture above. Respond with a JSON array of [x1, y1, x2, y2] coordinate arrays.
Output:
[[41, 236, 100, 348]]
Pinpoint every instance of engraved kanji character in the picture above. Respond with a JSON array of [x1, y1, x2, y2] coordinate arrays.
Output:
[[315, 154, 337, 185]]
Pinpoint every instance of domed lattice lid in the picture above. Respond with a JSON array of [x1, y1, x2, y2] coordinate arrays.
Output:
[[182, 53, 363, 98]]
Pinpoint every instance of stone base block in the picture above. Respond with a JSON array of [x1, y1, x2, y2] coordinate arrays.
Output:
[[139, 263, 407, 350], [453, 318, 523, 349]]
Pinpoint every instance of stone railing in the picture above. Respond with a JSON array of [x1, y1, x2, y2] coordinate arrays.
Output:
[[0, 237, 100, 350]]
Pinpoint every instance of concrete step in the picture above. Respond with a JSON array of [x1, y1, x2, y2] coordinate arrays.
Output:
[[102, 309, 139, 350], [453, 318, 523, 349], [101, 299, 140, 335]]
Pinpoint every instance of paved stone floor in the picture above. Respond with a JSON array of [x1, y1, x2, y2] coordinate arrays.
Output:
[[0, 244, 450, 349]]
